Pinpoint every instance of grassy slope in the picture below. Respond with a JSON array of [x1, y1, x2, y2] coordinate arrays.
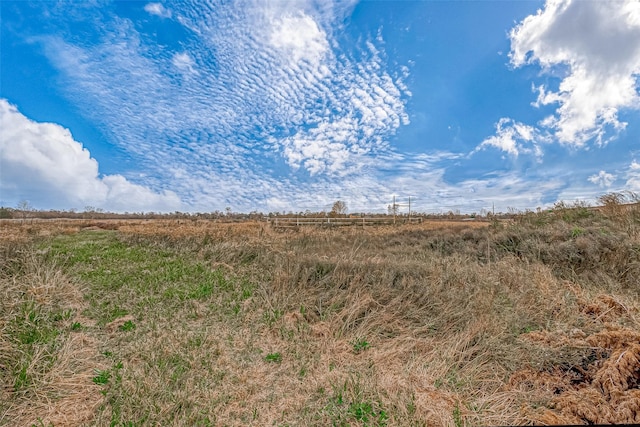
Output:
[[1, 203, 639, 426]]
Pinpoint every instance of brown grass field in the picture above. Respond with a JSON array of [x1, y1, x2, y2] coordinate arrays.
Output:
[[1, 202, 639, 426]]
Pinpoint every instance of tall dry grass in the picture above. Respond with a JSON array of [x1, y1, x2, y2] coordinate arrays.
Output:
[[1, 199, 639, 425], [111, 203, 638, 425]]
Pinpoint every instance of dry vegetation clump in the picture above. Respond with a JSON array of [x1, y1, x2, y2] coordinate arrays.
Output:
[[0, 198, 638, 426], [0, 219, 128, 244], [510, 324, 640, 424]]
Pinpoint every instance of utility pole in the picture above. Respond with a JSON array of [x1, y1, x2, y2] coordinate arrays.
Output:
[[393, 195, 396, 225], [389, 195, 413, 224]]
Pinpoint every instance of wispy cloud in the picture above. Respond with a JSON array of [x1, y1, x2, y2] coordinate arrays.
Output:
[[31, 0, 413, 210], [588, 170, 616, 188], [625, 160, 640, 192]]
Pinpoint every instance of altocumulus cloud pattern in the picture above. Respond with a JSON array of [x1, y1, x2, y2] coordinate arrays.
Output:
[[20, 0, 412, 212], [1, 0, 640, 213]]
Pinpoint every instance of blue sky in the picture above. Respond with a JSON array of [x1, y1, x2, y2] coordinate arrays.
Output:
[[1, 0, 639, 213]]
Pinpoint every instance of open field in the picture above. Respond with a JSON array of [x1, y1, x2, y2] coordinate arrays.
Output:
[[1, 204, 640, 426]]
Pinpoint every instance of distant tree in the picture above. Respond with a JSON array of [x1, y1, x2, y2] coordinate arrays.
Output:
[[16, 200, 33, 223], [330, 200, 347, 217], [84, 205, 96, 219]]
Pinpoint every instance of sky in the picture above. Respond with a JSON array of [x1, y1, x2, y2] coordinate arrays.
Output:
[[1, 0, 640, 214]]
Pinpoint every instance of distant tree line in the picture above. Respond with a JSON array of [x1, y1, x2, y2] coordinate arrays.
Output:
[[1, 192, 636, 222]]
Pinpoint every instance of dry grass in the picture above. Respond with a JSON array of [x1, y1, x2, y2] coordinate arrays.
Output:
[[1, 204, 639, 426], [0, 242, 106, 427]]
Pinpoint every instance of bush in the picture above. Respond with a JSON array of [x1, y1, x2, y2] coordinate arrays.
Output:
[[0, 207, 13, 219]]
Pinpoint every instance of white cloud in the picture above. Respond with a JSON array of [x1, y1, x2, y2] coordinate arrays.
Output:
[[588, 170, 616, 188], [625, 160, 640, 191], [475, 118, 543, 157], [510, 0, 640, 146], [172, 52, 197, 75], [144, 3, 171, 19], [0, 99, 182, 212], [269, 13, 329, 69], [280, 118, 356, 175]]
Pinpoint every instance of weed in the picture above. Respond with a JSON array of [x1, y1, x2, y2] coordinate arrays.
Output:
[[313, 262, 334, 280], [188, 281, 215, 300], [349, 401, 388, 425], [263, 308, 283, 326], [240, 282, 253, 299], [453, 403, 463, 427], [187, 334, 204, 349], [434, 368, 465, 391], [323, 376, 389, 426], [13, 301, 60, 345], [92, 369, 111, 385], [14, 364, 30, 390], [231, 302, 241, 315], [52, 309, 74, 322], [102, 306, 128, 324], [447, 369, 465, 390], [265, 352, 282, 363], [518, 325, 537, 335], [119, 320, 136, 332], [571, 226, 585, 238], [406, 394, 416, 415], [352, 338, 370, 354]]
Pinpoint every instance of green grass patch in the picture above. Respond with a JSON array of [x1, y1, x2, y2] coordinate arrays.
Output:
[[45, 232, 253, 325]]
